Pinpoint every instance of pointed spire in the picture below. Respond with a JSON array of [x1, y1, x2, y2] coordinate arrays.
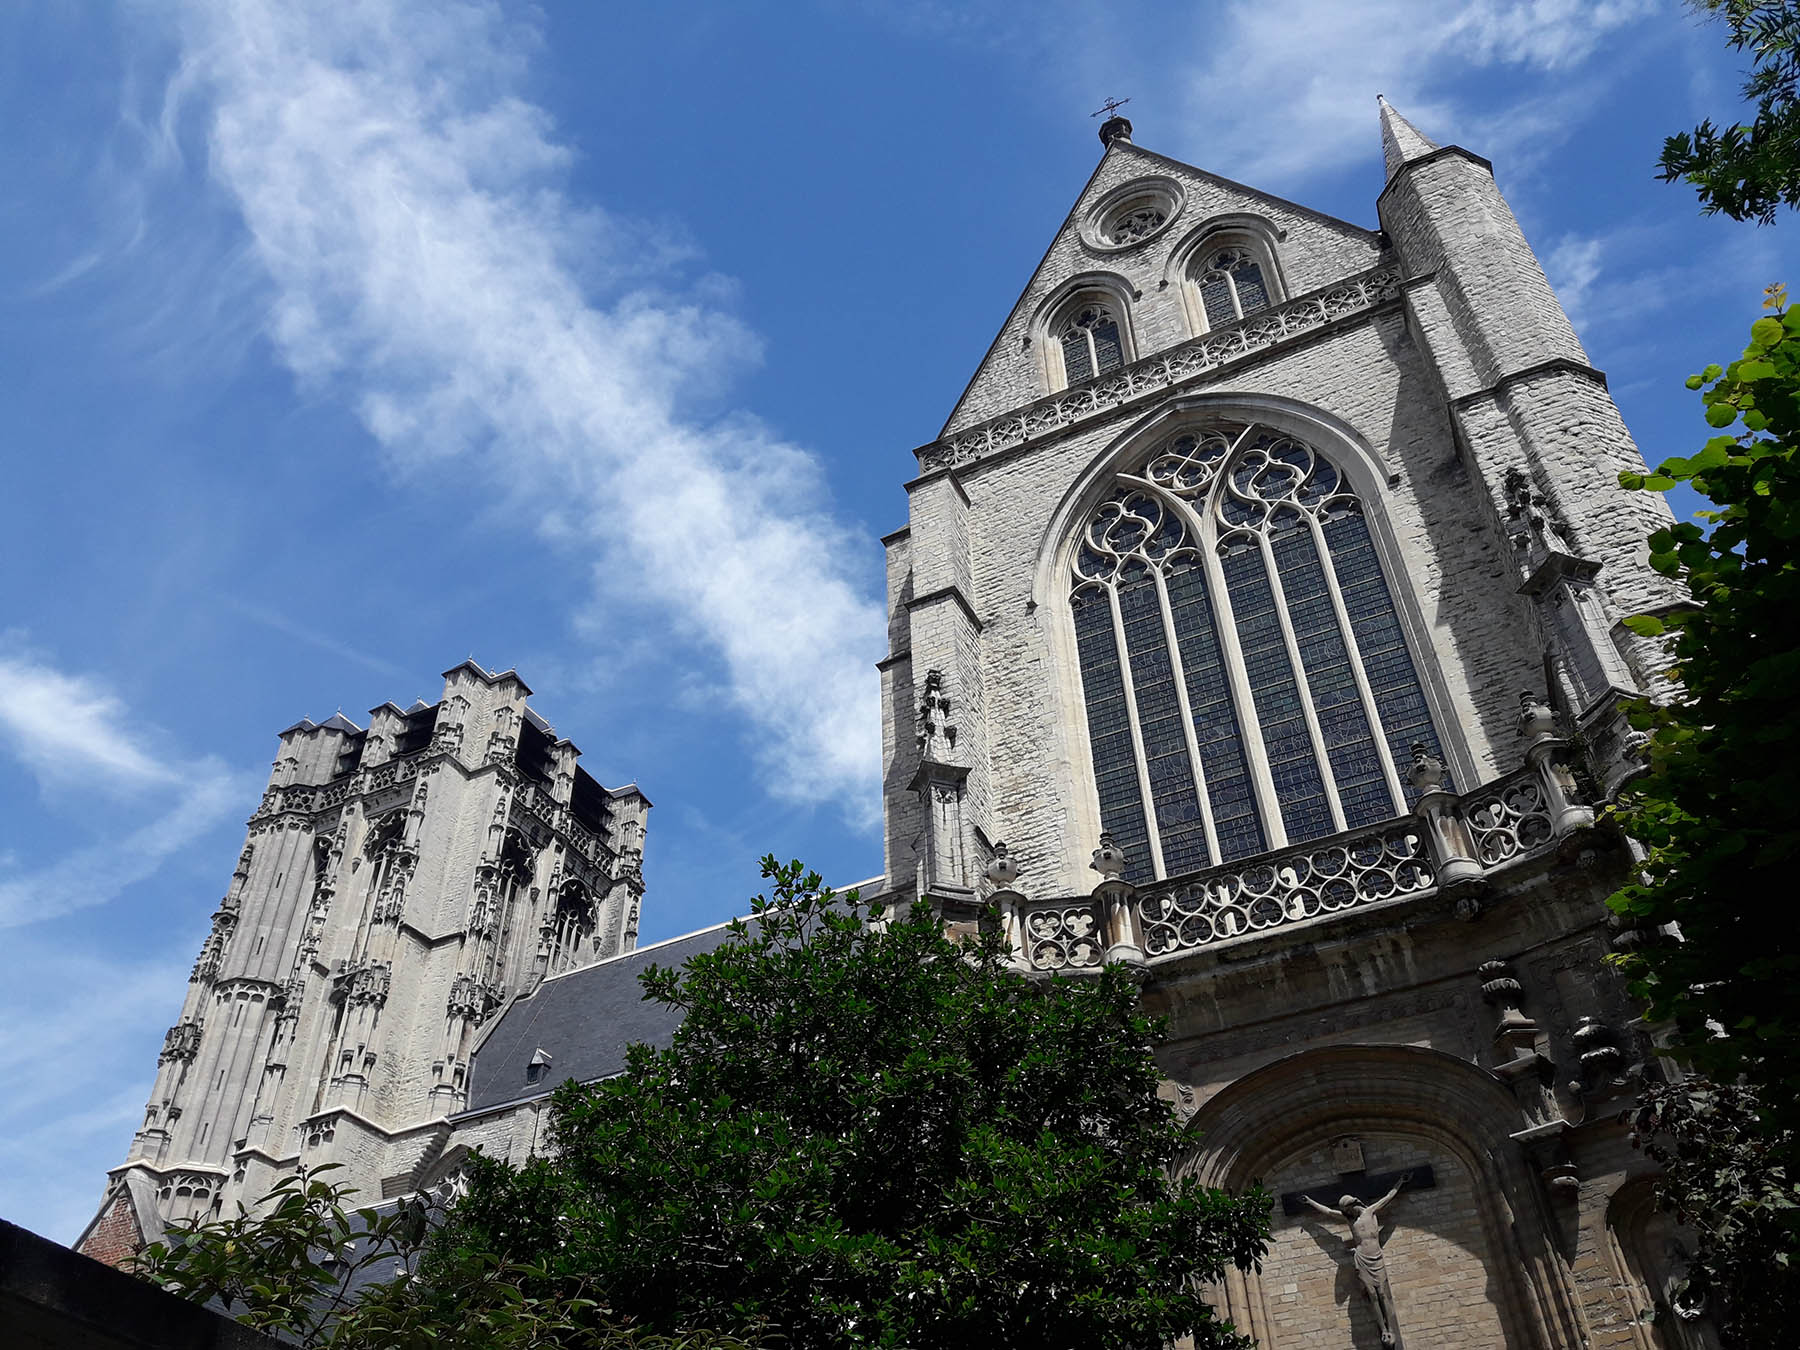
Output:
[[1377, 95, 1438, 180]]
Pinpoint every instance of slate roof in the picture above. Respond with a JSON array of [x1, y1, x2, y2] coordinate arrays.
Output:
[[461, 921, 745, 1114]]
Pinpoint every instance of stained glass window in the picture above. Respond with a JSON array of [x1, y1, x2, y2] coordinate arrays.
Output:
[[1058, 302, 1125, 384], [1068, 423, 1451, 880], [1195, 246, 1272, 329]]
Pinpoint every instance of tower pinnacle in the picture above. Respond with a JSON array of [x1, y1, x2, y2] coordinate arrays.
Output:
[[1376, 94, 1439, 180]]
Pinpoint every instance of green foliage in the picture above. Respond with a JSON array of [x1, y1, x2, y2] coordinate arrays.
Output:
[[1611, 298, 1800, 1334], [443, 857, 1270, 1350], [1609, 298, 1800, 1120], [1660, 2, 1800, 222], [1628, 1076, 1800, 1341], [134, 1167, 746, 1349]]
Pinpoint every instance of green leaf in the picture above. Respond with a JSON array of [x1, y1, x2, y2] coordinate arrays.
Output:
[[1706, 402, 1741, 428], [1752, 317, 1784, 347], [1624, 614, 1667, 637]]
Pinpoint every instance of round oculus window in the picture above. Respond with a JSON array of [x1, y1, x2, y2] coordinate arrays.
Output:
[[1085, 181, 1182, 251]]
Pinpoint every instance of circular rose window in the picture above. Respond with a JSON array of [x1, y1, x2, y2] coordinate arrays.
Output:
[[1084, 180, 1183, 252]]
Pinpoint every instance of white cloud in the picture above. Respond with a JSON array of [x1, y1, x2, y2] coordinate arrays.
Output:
[[1545, 233, 1604, 333], [0, 638, 174, 790], [1121, 0, 1662, 187], [165, 0, 886, 818], [0, 639, 249, 927]]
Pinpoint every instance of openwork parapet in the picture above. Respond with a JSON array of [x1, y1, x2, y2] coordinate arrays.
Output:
[[917, 265, 1402, 474], [1011, 740, 1591, 972], [1139, 824, 1433, 956]]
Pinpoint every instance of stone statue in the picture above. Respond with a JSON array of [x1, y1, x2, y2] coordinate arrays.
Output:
[[1301, 1171, 1412, 1347]]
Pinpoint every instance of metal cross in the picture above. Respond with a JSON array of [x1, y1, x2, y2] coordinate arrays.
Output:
[[1091, 96, 1131, 120]]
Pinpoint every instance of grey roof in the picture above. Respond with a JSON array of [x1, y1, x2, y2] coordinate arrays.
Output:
[[461, 921, 747, 1114], [319, 712, 363, 734]]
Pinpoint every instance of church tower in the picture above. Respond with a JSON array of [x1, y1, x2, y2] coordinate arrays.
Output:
[[878, 106, 1697, 1347], [77, 663, 647, 1263]]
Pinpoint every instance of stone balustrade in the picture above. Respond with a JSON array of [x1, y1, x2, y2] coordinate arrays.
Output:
[[914, 265, 1403, 474], [1006, 737, 1593, 973]]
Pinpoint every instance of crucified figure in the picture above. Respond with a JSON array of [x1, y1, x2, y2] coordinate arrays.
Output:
[[1301, 1171, 1412, 1347]]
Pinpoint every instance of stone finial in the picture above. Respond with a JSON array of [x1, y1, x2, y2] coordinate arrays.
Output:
[[1377, 94, 1439, 180], [1408, 741, 1445, 792], [984, 841, 1020, 889], [1518, 690, 1556, 743], [916, 669, 956, 761], [1090, 831, 1127, 880], [1098, 114, 1133, 147]]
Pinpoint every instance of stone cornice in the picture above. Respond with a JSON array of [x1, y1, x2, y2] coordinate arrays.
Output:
[[913, 264, 1402, 476], [905, 584, 984, 633], [1448, 357, 1609, 409]]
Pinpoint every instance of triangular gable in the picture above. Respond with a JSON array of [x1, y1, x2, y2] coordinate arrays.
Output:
[[73, 1171, 165, 1269], [938, 139, 1385, 439]]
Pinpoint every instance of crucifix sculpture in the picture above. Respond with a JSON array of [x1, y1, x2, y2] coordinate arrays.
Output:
[[1283, 1159, 1434, 1349]]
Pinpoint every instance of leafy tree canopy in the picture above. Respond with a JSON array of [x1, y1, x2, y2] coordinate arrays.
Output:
[[443, 858, 1270, 1350], [1611, 294, 1800, 1134], [1660, 1, 1800, 222], [138, 858, 1269, 1349], [134, 1166, 749, 1350], [1628, 1075, 1800, 1342]]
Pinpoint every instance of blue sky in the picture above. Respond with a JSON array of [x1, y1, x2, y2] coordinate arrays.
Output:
[[0, 0, 1791, 1244]]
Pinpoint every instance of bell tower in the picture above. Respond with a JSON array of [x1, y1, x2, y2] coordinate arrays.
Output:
[[79, 663, 648, 1255]]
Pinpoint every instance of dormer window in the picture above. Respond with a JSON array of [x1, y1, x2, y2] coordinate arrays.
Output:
[[1059, 303, 1125, 383], [1195, 246, 1271, 329]]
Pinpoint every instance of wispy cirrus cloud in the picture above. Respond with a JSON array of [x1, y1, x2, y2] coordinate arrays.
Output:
[[0, 935, 192, 1241], [162, 0, 885, 819], [1163, 0, 1660, 186], [0, 637, 249, 927]]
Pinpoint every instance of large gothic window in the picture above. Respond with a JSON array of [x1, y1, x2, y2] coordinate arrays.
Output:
[[1057, 301, 1126, 384], [1194, 246, 1271, 330], [1069, 423, 1452, 884]]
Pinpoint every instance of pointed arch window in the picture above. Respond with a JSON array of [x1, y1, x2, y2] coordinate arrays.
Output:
[[1057, 301, 1126, 384], [1069, 423, 1452, 884], [1194, 246, 1272, 330]]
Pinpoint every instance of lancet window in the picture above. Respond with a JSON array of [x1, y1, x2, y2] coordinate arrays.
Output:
[[546, 881, 594, 976], [1194, 246, 1271, 329], [1069, 423, 1452, 884], [1057, 301, 1126, 384]]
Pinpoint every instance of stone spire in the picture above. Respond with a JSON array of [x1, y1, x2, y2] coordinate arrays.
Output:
[[1377, 95, 1438, 180]]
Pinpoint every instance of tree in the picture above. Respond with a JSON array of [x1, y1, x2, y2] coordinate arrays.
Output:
[[1659, 1, 1800, 222], [441, 857, 1271, 1350], [133, 1166, 751, 1349], [1627, 1075, 1800, 1343], [1610, 294, 1800, 1133]]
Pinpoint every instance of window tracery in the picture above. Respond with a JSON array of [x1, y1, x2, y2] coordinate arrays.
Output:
[[1057, 302, 1126, 384], [1068, 423, 1452, 884], [1194, 245, 1272, 329], [1106, 203, 1167, 245]]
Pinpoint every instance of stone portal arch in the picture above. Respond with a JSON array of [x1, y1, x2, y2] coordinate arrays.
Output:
[[1181, 1043, 1585, 1348]]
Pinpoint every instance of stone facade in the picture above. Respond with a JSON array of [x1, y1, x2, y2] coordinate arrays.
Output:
[[77, 662, 647, 1250], [876, 106, 1706, 1347]]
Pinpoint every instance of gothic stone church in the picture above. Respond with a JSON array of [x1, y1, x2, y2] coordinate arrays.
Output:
[[80, 103, 1702, 1348]]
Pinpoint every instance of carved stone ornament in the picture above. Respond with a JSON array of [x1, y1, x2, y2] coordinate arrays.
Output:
[[984, 840, 1021, 889], [1408, 741, 1445, 792], [1090, 831, 1127, 881], [1517, 689, 1557, 743], [915, 669, 956, 761]]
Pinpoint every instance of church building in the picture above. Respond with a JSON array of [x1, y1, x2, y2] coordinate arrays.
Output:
[[81, 102, 1701, 1348]]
